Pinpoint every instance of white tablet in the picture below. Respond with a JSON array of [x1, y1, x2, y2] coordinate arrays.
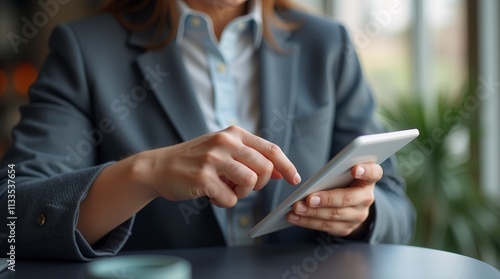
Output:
[[248, 129, 419, 238]]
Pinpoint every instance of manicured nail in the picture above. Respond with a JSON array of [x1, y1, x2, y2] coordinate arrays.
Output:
[[355, 167, 365, 178], [295, 203, 307, 213], [310, 196, 321, 206], [288, 213, 300, 222], [293, 173, 302, 185]]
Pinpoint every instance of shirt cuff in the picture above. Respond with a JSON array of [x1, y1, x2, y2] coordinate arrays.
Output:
[[76, 217, 135, 259]]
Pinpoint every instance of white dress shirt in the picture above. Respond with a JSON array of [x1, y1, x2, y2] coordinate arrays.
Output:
[[176, 0, 263, 246]]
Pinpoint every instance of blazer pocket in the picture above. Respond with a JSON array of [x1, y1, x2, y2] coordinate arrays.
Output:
[[292, 104, 333, 143]]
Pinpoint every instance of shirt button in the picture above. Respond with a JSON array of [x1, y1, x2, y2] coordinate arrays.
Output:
[[239, 216, 250, 228], [216, 63, 226, 73], [190, 17, 202, 27], [36, 214, 46, 226], [237, 22, 247, 31], [230, 118, 238, 126]]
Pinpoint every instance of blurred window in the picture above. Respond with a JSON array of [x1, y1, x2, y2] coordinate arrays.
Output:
[[424, 0, 468, 97], [331, 0, 413, 106], [296, 0, 468, 106]]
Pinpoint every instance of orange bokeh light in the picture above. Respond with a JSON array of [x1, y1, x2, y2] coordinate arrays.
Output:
[[0, 69, 7, 96], [13, 63, 38, 96]]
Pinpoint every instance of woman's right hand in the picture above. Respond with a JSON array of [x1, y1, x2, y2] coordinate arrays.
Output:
[[78, 125, 300, 245], [137, 125, 301, 208]]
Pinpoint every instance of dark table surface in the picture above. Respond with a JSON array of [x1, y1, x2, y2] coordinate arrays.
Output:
[[1, 243, 499, 279]]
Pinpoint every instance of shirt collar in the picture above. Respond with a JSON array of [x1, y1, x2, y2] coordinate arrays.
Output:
[[175, 0, 263, 49]]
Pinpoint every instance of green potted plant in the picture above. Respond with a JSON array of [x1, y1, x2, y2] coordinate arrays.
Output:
[[378, 88, 500, 268]]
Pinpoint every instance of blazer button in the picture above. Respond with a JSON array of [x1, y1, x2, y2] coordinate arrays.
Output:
[[36, 214, 46, 226], [239, 216, 250, 228]]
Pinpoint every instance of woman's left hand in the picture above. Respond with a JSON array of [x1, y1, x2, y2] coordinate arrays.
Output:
[[286, 163, 383, 238]]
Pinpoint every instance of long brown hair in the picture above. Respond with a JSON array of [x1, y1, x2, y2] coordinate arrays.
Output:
[[102, 0, 298, 49]]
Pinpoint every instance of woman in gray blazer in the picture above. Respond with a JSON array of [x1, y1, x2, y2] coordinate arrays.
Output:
[[0, 0, 415, 260]]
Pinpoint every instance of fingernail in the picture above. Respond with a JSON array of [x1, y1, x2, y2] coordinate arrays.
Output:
[[288, 213, 300, 222], [293, 173, 302, 185], [310, 196, 320, 206], [295, 203, 307, 213], [355, 167, 365, 178]]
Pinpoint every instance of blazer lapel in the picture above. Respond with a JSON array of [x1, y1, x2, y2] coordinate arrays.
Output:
[[258, 41, 300, 152], [132, 40, 210, 142], [257, 30, 301, 214], [131, 38, 233, 240]]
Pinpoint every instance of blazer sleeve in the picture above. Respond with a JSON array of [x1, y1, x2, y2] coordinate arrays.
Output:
[[0, 24, 133, 260], [331, 25, 416, 244]]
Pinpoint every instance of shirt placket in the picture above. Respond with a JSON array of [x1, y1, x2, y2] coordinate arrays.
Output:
[[220, 22, 258, 246], [187, 14, 257, 246]]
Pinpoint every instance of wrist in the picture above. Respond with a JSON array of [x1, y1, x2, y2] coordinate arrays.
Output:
[[127, 151, 159, 200]]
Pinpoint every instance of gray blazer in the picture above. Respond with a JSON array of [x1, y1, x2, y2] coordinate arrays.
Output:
[[0, 9, 415, 260]]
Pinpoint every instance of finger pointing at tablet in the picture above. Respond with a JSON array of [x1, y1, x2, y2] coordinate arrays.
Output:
[[143, 125, 301, 208]]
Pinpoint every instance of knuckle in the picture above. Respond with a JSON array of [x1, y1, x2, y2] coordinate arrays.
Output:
[[358, 187, 375, 207], [225, 125, 241, 133], [326, 194, 335, 207], [196, 168, 213, 183], [200, 151, 219, 165], [352, 212, 364, 223], [342, 191, 353, 207], [357, 210, 369, 223], [203, 181, 219, 199], [328, 208, 341, 220], [307, 207, 318, 217], [211, 132, 234, 146], [242, 171, 258, 187], [267, 143, 282, 157], [321, 221, 334, 231], [364, 190, 375, 206]]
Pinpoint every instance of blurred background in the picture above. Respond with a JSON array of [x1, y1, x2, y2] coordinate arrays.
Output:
[[1, 0, 499, 268]]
